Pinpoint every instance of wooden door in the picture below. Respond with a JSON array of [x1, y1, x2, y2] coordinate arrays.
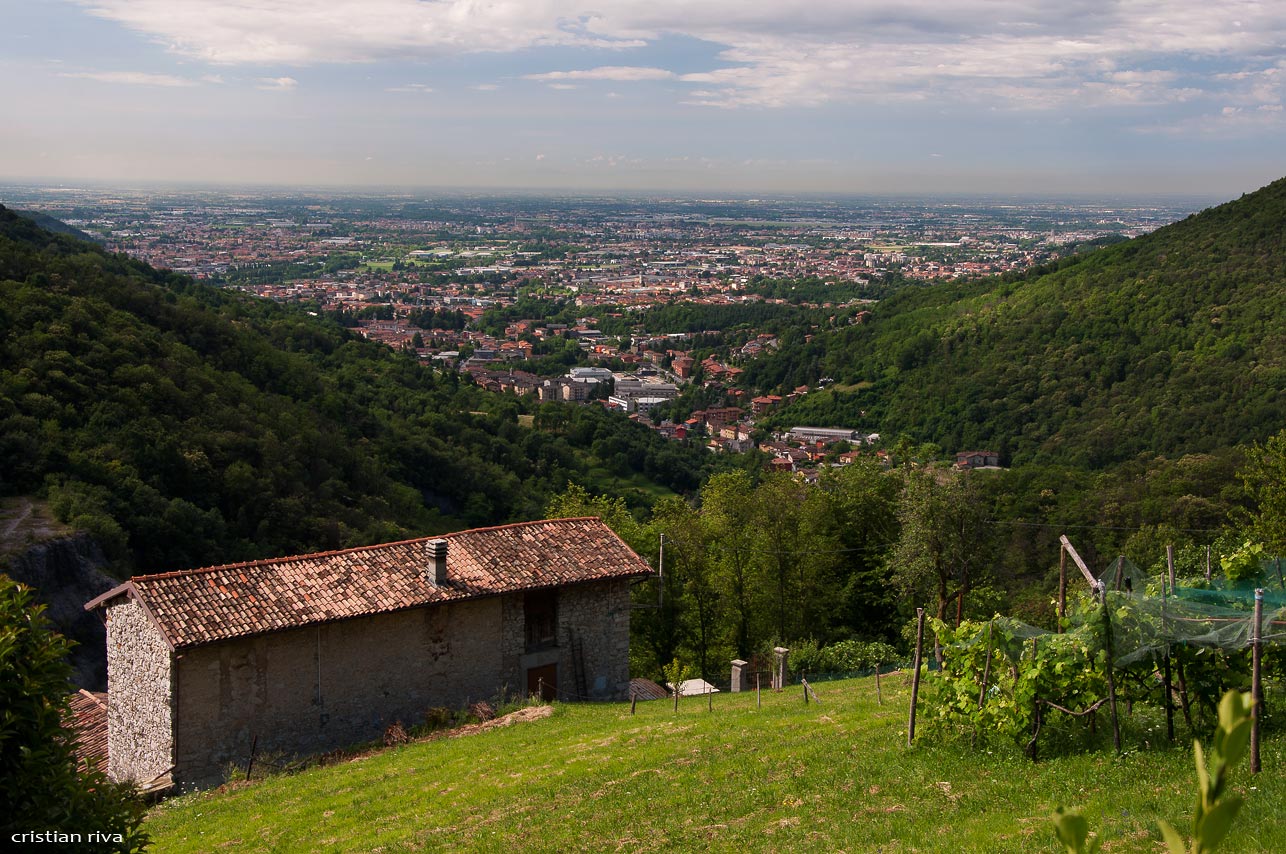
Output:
[[527, 663, 557, 701]]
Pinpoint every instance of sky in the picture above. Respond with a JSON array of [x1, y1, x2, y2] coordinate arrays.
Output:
[[3, 1, 1285, 197]]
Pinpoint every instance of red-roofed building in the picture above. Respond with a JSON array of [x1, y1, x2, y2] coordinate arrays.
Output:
[[86, 517, 651, 789]]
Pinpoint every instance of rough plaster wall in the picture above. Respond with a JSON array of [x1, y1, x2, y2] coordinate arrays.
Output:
[[559, 580, 631, 700], [105, 599, 173, 784], [174, 597, 504, 787]]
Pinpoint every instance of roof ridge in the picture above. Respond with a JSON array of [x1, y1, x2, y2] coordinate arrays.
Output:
[[127, 516, 606, 582]]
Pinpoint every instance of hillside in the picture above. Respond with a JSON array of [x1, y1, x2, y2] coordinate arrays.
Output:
[[0, 205, 713, 575], [11, 209, 102, 244], [143, 676, 1286, 853], [755, 178, 1286, 468]]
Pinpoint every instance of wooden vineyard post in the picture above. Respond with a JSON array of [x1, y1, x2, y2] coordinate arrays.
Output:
[[802, 677, 809, 705], [1100, 586, 1122, 753], [1059, 535, 1098, 588], [1027, 637, 1041, 761], [1205, 545, 1212, 582], [977, 622, 993, 710], [875, 663, 883, 705], [1167, 544, 1176, 593], [1175, 652, 1193, 731], [1163, 586, 1174, 743], [756, 672, 761, 710], [631, 689, 637, 715], [1058, 546, 1068, 631], [1252, 588, 1263, 774], [245, 734, 258, 781], [674, 682, 680, 713], [708, 685, 713, 713], [908, 607, 926, 747]]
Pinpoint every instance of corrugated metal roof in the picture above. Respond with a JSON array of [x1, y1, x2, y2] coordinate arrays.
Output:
[[87, 518, 651, 650]]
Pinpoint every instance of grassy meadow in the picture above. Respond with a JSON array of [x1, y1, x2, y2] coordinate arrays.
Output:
[[144, 673, 1286, 852]]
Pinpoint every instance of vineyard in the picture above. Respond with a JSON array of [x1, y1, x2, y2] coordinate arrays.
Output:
[[922, 542, 1284, 768]]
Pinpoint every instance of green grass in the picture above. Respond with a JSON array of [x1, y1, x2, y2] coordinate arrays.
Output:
[[144, 675, 1286, 852]]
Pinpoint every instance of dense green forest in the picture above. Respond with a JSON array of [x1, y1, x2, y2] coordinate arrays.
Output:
[[0, 206, 719, 576], [550, 442, 1273, 683], [750, 177, 1286, 468]]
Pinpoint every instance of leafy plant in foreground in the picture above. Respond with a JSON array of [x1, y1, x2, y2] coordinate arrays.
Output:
[[1053, 689, 1254, 854], [0, 576, 149, 852], [1158, 690, 1254, 854]]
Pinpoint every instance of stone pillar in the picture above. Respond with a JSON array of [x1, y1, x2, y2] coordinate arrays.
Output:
[[772, 646, 789, 691], [730, 659, 748, 693]]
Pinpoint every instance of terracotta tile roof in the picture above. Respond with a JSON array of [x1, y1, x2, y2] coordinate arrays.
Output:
[[65, 690, 108, 772], [86, 517, 652, 650]]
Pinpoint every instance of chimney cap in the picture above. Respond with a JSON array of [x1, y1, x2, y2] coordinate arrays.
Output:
[[427, 538, 448, 585]]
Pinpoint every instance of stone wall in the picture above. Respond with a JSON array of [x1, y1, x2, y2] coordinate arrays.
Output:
[[558, 579, 632, 700], [111, 578, 636, 788], [105, 598, 173, 784], [172, 596, 508, 787]]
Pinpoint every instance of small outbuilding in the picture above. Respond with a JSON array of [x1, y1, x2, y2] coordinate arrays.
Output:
[[86, 517, 651, 789]]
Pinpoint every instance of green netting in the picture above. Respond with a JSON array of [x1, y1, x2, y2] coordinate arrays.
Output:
[[1097, 555, 1150, 597], [942, 558, 1285, 668]]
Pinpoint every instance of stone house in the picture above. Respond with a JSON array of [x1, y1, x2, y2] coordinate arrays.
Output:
[[85, 517, 651, 789], [955, 449, 1002, 469]]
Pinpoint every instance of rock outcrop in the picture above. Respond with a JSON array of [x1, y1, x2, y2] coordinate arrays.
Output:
[[4, 534, 117, 690]]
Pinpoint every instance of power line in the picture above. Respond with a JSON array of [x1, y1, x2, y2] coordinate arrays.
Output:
[[983, 519, 1222, 534]]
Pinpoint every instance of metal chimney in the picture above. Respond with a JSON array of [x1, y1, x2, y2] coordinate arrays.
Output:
[[427, 539, 448, 586]]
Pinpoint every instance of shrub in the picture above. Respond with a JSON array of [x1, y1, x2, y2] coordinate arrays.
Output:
[[786, 638, 901, 675], [0, 575, 148, 852]]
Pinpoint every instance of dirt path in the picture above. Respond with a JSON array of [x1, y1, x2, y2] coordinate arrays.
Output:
[[0, 497, 71, 560], [1, 497, 33, 541]]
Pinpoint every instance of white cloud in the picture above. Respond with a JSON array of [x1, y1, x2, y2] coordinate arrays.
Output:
[[525, 65, 675, 82], [71, 0, 1286, 115], [59, 70, 199, 87], [256, 76, 297, 91], [386, 83, 433, 93]]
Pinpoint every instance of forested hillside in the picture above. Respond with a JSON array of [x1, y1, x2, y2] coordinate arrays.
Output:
[[0, 206, 716, 575], [753, 177, 1286, 467]]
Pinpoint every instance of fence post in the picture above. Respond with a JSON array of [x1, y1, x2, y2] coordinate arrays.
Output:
[[1252, 588, 1263, 774], [756, 671, 761, 710], [1101, 586, 1122, 753], [630, 689, 637, 715], [245, 734, 258, 781], [977, 622, 993, 710], [1058, 546, 1068, 631], [1027, 637, 1040, 761], [875, 663, 883, 706], [908, 607, 926, 747], [1163, 585, 1174, 742]]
